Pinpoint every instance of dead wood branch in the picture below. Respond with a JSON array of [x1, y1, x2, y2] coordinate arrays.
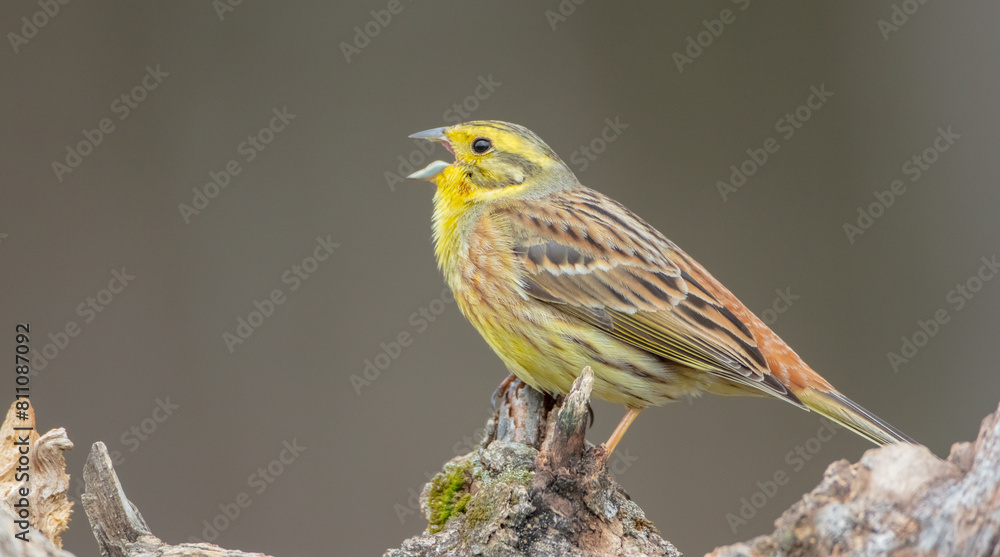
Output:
[[709, 401, 1000, 556], [81, 442, 270, 557], [385, 367, 680, 557]]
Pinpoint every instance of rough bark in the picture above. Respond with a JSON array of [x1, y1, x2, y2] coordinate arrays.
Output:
[[385, 367, 681, 557], [709, 401, 1000, 557]]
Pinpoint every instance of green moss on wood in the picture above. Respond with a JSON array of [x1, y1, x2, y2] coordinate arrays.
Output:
[[426, 460, 472, 532], [464, 487, 500, 528], [455, 492, 471, 513]]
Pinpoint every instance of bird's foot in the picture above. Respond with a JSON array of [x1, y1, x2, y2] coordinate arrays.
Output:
[[490, 373, 518, 410]]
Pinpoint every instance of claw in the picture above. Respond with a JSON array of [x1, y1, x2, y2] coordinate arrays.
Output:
[[491, 374, 518, 410]]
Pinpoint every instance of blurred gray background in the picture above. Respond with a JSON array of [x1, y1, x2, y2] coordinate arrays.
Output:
[[3, 1, 999, 555]]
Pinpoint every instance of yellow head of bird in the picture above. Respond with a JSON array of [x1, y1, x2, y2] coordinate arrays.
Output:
[[407, 121, 576, 201]]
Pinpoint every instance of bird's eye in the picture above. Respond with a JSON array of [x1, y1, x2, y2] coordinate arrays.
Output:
[[472, 138, 492, 154]]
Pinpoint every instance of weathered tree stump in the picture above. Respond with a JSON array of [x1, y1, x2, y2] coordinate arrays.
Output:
[[709, 400, 1000, 556], [384, 367, 681, 557]]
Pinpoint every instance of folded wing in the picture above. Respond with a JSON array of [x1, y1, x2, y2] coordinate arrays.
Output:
[[503, 188, 802, 407]]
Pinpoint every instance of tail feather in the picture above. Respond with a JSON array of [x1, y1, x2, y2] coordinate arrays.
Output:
[[797, 387, 916, 446]]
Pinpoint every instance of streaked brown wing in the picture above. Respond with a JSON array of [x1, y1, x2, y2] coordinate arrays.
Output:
[[502, 187, 800, 404]]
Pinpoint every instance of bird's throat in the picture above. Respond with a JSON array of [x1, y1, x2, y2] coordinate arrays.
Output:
[[431, 168, 481, 290]]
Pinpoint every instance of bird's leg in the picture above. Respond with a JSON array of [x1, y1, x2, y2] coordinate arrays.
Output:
[[603, 407, 641, 455]]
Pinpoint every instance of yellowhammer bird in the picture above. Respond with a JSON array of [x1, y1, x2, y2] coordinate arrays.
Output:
[[406, 120, 915, 452]]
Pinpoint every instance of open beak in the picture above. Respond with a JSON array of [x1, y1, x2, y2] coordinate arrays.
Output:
[[406, 160, 451, 180], [408, 127, 448, 142], [407, 127, 453, 181]]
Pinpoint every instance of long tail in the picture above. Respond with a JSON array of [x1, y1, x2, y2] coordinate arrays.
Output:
[[795, 387, 917, 446]]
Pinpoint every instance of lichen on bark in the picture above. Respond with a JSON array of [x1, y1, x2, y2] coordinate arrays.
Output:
[[386, 368, 681, 557]]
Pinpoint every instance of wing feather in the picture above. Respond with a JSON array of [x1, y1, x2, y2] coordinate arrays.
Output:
[[502, 188, 800, 404]]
